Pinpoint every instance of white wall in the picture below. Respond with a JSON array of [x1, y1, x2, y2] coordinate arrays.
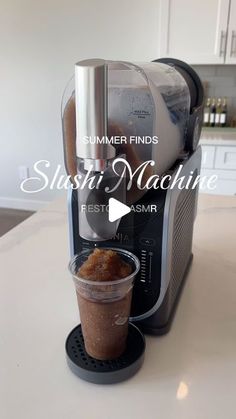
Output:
[[0, 0, 160, 210]]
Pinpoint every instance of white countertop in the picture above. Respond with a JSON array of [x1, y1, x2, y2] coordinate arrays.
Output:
[[201, 128, 236, 146], [1, 193, 236, 419]]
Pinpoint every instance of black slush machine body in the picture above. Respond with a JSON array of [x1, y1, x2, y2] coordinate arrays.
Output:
[[62, 58, 203, 336]]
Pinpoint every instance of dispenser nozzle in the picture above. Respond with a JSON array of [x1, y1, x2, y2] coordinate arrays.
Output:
[[75, 59, 120, 241], [75, 59, 115, 170]]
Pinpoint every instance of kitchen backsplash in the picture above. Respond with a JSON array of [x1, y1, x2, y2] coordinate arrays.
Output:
[[193, 65, 236, 123]]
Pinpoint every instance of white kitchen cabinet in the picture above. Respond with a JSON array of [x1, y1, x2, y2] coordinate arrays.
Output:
[[225, 0, 236, 63], [202, 145, 216, 168], [215, 146, 236, 170], [201, 138, 236, 196], [201, 167, 236, 195], [158, 0, 230, 64]]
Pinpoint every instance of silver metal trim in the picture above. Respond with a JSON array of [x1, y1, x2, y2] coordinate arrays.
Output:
[[75, 59, 115, 161], [67, 187, 75, 258]]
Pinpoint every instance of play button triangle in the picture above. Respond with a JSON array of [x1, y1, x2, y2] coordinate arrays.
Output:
[[108, 198, 131, 222]]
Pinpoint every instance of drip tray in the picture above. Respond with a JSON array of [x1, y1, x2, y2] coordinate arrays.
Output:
[[65, 323, 145, 384]]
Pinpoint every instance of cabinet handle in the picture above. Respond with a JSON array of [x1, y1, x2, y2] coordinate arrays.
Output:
[[219, 30, 227, 57], [230, 30, 236, 57]]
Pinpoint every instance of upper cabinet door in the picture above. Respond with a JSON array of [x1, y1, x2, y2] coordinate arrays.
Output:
[[158, 0, 230, 64], [225, 0, 236, 63]]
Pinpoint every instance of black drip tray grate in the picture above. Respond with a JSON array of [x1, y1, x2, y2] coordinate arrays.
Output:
[[66, 323, 145, 384]]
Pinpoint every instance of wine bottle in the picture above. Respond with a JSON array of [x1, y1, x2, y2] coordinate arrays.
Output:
[[220, 98, 227, 127], [210, 98, 216, 127], [203, 98, 211, 126], [215, 98, 222, 127]]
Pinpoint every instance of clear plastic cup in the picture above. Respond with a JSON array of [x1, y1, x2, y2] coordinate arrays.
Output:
[[69, 248, 140, 360]]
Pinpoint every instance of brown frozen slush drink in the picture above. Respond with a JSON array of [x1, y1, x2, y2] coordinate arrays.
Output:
[[69, 248, 140, 360]]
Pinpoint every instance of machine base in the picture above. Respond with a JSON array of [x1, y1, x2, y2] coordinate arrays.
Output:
[[65, 323, 145, 384], [136, 254, 193, 335]]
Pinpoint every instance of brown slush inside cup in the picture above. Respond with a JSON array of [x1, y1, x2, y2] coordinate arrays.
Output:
[[70, 248, 139, 360]]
